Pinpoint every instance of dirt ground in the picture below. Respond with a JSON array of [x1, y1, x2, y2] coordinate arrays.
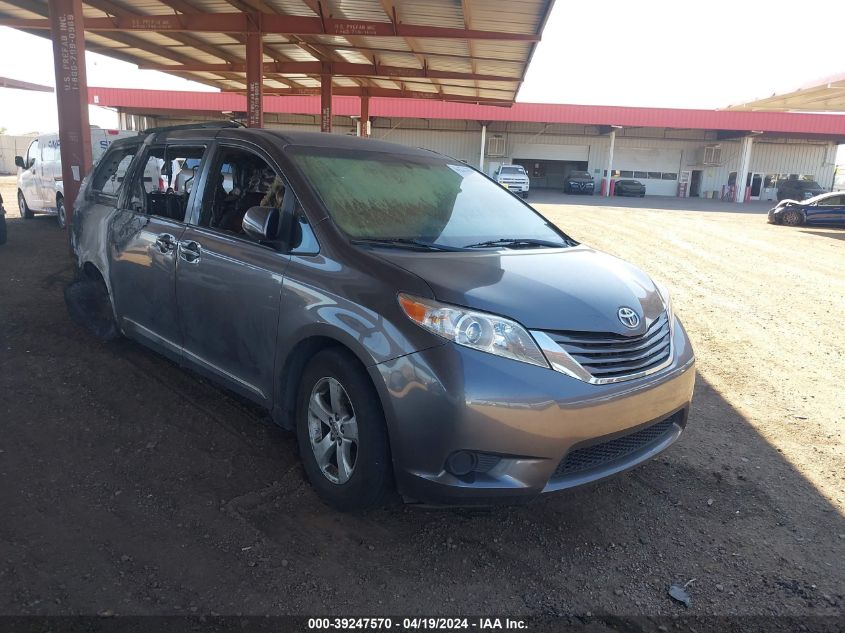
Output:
[[0, 175, 843, 618]]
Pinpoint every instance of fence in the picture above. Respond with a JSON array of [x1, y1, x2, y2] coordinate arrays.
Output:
[[0, 134, 37, 174]]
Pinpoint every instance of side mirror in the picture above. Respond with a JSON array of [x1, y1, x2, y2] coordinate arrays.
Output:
[[242, 206, 280, 242], [243, 205, 296, 249], [14, 156, 25, 168]]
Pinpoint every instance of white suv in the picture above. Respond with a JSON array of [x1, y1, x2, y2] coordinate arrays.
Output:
[[15, 127, 136, 228], [495, 164, 530, 198]]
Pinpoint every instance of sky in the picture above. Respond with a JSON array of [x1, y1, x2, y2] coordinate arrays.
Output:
[[0, 0, 843, 159]]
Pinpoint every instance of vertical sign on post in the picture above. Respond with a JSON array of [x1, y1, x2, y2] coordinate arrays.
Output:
[[321, 67, 333, 133], [49, 0, 92, 234], [246, 25, 263, 128]]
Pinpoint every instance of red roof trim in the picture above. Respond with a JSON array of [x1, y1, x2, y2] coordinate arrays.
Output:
[[88, 87, 845, 136]]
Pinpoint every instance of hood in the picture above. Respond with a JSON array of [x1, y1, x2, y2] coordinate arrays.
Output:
[[374, 246, 666, 334], [568, 176, 594, 183], [773, 198, 800, 210]]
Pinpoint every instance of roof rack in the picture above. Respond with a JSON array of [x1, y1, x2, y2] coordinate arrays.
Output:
[[140, 120, 244, 135]]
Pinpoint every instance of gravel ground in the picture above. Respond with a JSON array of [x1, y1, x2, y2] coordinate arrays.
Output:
[[0, 176, 843, 618]]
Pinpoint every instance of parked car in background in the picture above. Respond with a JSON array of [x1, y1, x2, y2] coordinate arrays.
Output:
[[565, 170, 595, 194], [0, 192, 6, 245], [15, 127, 136, 229], [68, 124, 695, 511], [776, 179, 825, 202], [768, 191, 845, 226], [494, 164, 530, 197], [614, 179, 646, 197]]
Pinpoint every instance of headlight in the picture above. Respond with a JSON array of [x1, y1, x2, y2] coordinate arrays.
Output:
[[398, 294, 549, 368], [654, 280, 675, 330]]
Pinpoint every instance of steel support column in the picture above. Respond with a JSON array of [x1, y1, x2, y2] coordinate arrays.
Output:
[[359, 92, 370, 137], [479, 123, 487, 173], [320, 71, 332, 133], [245, 28, 263, 128], [735, 136, 753, 204], [604, 129, 616, 197], [49, 0, 92, 231]]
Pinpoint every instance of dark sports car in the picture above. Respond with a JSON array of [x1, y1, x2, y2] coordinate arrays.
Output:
[[768, 191, 845, 227], [614, 179, 646, 197]]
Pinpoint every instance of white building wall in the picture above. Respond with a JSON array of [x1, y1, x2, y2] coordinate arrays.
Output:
[[0, 134, 38, 174], [147, 112, 838, 198]]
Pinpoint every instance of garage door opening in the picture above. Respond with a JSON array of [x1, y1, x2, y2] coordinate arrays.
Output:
[[514, 159, 588, 190]]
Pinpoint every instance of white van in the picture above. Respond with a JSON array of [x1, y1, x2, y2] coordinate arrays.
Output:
[[15, 127, 137, 228]]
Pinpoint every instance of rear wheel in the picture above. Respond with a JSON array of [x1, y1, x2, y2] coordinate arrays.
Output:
[[782, 209, 803, 226], [56, 197, 66, 229], [18, 191, 33, 219], [0, 216, 7, 245], [295, 348, 393, 511], [64, 275, 119, 341]]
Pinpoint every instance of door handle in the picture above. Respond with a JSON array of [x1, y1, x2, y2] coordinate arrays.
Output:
[[154, 233, 177, 253], [178, 240, 202, 264]]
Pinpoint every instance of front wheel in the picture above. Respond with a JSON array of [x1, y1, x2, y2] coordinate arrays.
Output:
[[295, 348, 393, 511], [18, 191, 33, 219], [782, 209, 803, 226], [56, 197, 66, 229], [0, 216, 7, 245]]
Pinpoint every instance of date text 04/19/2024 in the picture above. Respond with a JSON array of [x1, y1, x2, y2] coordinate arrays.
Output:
[[307, 618, 528, 630]]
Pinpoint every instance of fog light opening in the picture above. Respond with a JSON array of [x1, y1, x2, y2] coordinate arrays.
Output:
[[445, 451, 477, 477]]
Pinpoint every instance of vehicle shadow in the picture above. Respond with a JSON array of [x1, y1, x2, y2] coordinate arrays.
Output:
[[800, 229, 845, 241], [0, 215, 842, 619]]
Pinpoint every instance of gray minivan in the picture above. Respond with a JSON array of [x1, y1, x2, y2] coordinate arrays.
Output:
[[69, 123, 695, 511]]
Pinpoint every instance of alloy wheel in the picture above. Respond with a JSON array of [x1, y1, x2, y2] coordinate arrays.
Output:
[[307, 377, 359, 484], [57, 200, 66, 229], [783, 210, 802, 226], [18, 192, 30, 219]]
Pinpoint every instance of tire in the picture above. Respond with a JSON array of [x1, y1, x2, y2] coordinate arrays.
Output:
[[64, 276, 120, 341], [639, 193, 645, 198], [18, 191, 33, 219], [56, 197, 66, 229], [782, 209, 803, 226], [0, 216, 6, 245], [295, 348, 393, 511]]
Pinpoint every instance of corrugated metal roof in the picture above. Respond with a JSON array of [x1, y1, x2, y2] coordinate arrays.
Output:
[[86, 87, 845, 137], [726, 73, 845, 113], [0, 0, 554, 103]]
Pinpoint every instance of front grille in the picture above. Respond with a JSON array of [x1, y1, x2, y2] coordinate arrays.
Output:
[[552, 415, 677, 478], [545, 312, 671, 381]]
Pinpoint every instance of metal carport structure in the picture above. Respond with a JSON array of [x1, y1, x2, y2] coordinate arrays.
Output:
[[726, 73, 845, 113], [0, 0, 555, 224]]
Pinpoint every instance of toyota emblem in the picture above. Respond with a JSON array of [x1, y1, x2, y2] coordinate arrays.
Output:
[[617, 307, 640, 329]]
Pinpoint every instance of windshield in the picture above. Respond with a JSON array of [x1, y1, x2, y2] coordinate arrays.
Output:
[[570, 171, 591, 179], [500, 166, 525, 175], [288, 148, 570, 249], [804, 192, 833, 204]]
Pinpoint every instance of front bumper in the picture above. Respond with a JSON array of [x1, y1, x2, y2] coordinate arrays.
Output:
[[370, 319, 695, 504], [499, 182, 529, 193]]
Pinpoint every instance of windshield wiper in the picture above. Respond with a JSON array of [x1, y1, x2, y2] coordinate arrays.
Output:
[[463, 238, 572, 249], [351, 237, 464, 252]]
